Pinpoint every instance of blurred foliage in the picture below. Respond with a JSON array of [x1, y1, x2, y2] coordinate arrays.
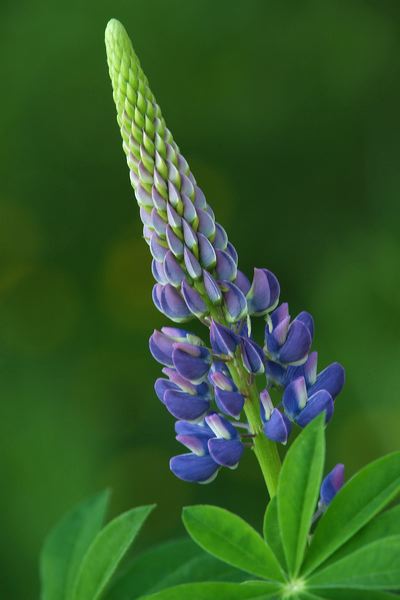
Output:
[[1, 0, 400, 597]]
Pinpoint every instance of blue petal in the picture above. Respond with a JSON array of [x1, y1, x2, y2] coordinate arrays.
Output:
[[183, 247, 202, 280], [263, 409, 292, 444], [154, 378, 178, 403], [170, 453, 219, 483], [295, 390, 334, 427], [234, 270, 251, 295], [172, 343, 211, 383], [265, 360, 287, 387], [150, 234, 168, 262], [166, 225, 184, 258], [152, 283, 164, 312], [226, 242, 238, 264], [198, 233, 217, 269], [214, 388, 244, 419], [197, 209, 216, 239], [164, 389, 210, 421], [208, 438, 244, 468], [152, 259, 168, 284], [320, 463, 345, 506], [160, 285, 192, 322], [210, 321, 239, 356], [221, 282, 248, 323], [295, 311, 314, 340], [149, 329, 175, 366], [181, 280, 208, 318], [241, 337, 265, 375], [203, 271, 222, 304], [309, 362, 345, 400], [163, 251, 186, 287], [205, 412, 239, 439], [283, 376, 308, 419], [215, 250, 237, 281], [175, 420, 214, 438], [213, 223, 228, 250], [246, 268, 280, 316], [278, 320, 312, 365]]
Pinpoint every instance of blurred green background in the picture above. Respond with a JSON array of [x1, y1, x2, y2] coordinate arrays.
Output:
[[1, 0, 400, 597]]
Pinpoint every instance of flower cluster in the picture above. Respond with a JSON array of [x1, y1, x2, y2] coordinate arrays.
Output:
[[106, 19, 345, 485]]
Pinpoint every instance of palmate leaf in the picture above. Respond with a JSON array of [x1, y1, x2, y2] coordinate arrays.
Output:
[[263, 496, 286, 569], [105, 538, 246, 600], [323, 503, 400, 566], [40, 490, 110, 600], [302, 451, 400, 574], [182, 505, 283, 581], [138, 581, 282, 600], [71, 504, 155, 600], [277, 414, 325, 577], [308, 535, 400, 590]]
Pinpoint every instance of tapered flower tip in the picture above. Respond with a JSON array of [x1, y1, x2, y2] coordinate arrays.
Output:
[[210, 320, 239, 356], [240, 337, 265, 375], [283, 376, 308, 419], [221, 282, 248, 323], [320, 464, 345, 506], [163, 251, 186, 287], [263, 408, 292, 444], [164, 389, 209, 421], [309, 362, 345, 400], [208, 438, 244, 468], [172, 343, 211, 383], [269, 302, 289, 329], [295, 390, 334, 428], [246, 268, 280, 316], [181, 280, 208, 318], [160, 327, 191, 342], [205, 412, 238, 440], [215, 250, 237, 281], [160, 284, 193, 322], [303, 351, 318, 386], [175, 420, 213, 437], [265, 360, 287, 387], [105, 19, 132, 57], [149, 330, 175, 367], [170, 453, 219, 483], [278, 319, 312, 365], [214, 388, 244, 419], [154, 378, 178, 403]]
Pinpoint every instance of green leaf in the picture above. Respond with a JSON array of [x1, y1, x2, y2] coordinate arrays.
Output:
[[324, 504, 400, 566], [308, 535, 400, 589], [106, 538, 246, 600], [182, 505, 283, 581], [311, 590, 399, 599], [263, 496, 286, 569], [303, 451, 400, 574], [72, 504, 155, 600], [139, 581, 282, 600], [277, 414, 325, 576], [40, 489, 110, 600]]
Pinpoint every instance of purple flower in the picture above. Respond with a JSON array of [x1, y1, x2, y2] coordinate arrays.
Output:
[[170, 415, 244, 482], [209, 362, 244, 418], [240, 337, 265, 375], [319, 463, 345, 507], [264, 304, 314, 366], [210, 321, 239, 356], [246, 268, 280, 316], [172, 342, 211, 383], [260, 389, 291, 444], [282, 376, 334, 427]]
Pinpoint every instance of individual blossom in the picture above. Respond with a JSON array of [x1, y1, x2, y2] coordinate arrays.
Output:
[[319, 463, 345, 508], [260, 389, 291, 444], [170, 414, 244, 483], [209, 362, 245, 418], [282, 376, 334, 427], [264, 303, 314, 366]]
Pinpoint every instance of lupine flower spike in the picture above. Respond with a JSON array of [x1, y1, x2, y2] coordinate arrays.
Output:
[[105, 20, 345, 494]]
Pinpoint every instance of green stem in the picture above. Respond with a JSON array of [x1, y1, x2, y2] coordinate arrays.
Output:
[[228, 359, 281, 497], [204, 304, 281, 496]]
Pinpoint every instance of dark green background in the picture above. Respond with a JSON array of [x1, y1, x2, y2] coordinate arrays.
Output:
[[1, 0, 400, 597]]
